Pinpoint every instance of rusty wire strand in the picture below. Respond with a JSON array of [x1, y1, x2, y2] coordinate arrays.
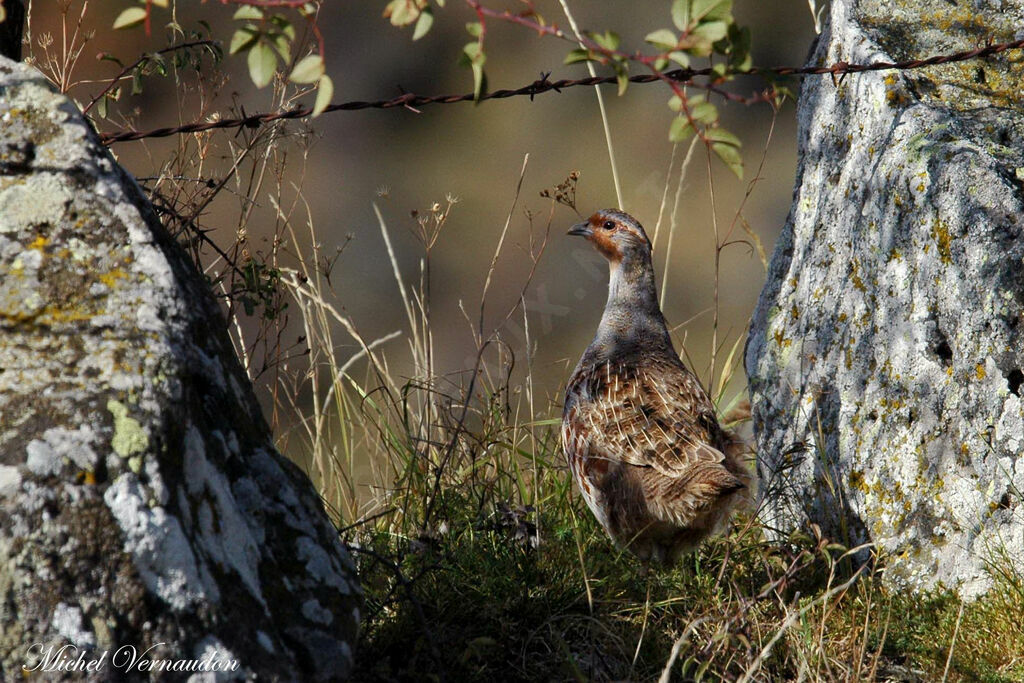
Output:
[[98, 36, 1024, 145]]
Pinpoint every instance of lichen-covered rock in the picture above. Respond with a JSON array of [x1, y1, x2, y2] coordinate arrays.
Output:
[[0, 57, 360, 678], [746, 0, 1024, 598]]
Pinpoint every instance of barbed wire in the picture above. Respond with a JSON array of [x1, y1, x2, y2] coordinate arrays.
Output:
[[98, 36, 1024, 145]]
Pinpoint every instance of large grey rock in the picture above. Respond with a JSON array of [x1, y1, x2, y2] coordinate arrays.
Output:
[[0, 58, 360, 678], [746, 0, 1024, 598]]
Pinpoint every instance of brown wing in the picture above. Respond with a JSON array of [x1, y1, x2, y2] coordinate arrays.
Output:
[[565, 356, 727, 478]]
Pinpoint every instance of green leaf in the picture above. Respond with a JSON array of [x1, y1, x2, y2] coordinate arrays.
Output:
[[684, 38, 713, 58], [471, 62, 486, 101], [671, 0, 691, 31], [712, 141, 743, 178], [151, 0, 169, 8], [151, 53, 167, 76], [564, 48, 592, 65], [711, 62, 727, 77], [384, 0, 420, 27], [312, 74, 333, 117], [247, 41, 278, 88], [669, 116, 695, 142], [112, 7, 147, 30], [412, 7, 434, 40], [644, 29, 678, 51], [728, 24, 752, 71], [461, 42, 487, 101], [289, 54, 324, 84], [654, 56, 669, 71], [706, 127, 741, 147], [693, 20, 728, 43], [729, 23, 751, 53], [692, 0, 732, 23], [270, 15, 296, 40], [96, 95, 108, 119], [465, 21, 483, 37], [462, 41, 484, 64], [616, 65, 629, 96], [692, 100, 718, 123], [229, 27, 259, 55], [730, 51, 752, 72], [592, 30, 620, 51], [668, 51, 691, 68], [269, 32, 291, 61], [668, 94, 682, 111], [233, 6, 264, 21]]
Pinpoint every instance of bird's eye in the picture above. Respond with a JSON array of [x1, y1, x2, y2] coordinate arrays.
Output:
[[602, 220, 615, 230]]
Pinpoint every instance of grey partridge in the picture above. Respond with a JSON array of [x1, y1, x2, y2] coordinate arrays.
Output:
[[561, 209, 753, 565]]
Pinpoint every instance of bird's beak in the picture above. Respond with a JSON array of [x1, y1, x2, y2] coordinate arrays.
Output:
[[567, 221, 592, 237]]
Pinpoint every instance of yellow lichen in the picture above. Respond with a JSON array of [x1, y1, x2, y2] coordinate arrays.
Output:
[[98, 267, 129, 288], [931, 220, 952, 265], [108, 399, 148, 458]]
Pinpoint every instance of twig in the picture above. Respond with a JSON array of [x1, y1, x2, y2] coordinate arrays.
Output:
[[345, 543, 445, 676], [83, 39, 218, 114], [336, 506, 396, 534]]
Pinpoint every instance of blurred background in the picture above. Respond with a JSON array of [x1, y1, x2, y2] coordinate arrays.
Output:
[[24, 0, 816, 452]]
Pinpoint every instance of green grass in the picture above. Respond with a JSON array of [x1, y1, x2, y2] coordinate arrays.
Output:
[[342, 427, 1024, 681]]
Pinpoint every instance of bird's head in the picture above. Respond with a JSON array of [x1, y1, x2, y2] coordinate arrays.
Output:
[[568, 209, 651, 263]]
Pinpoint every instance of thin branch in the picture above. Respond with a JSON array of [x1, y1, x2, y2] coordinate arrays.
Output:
[[84, 39, 218, 115]]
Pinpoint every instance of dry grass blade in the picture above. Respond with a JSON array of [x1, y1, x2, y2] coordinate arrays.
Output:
[[480, 154, 530, 334], [557, 0, 624, 210], [941, 599, 965, 682], [374, 202, 422, 365], [660, 135, 699, 311], [737, 566, 867, 683], [659, 617, 710, 683]]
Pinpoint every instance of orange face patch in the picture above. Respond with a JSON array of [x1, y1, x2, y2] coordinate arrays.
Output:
[[588, 214, 623, 261]]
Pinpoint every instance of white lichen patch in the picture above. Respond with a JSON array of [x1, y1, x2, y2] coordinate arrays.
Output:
[[51, 603, 96, 648], [301, 598, 334, 626], [104, 474, 216, 610], [183, 426, 267, 611], [296, 536, 352, 595], [0, 465, 21, 497]]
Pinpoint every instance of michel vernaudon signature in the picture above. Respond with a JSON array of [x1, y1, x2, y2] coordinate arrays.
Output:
[[23, 642, 241, 675]]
